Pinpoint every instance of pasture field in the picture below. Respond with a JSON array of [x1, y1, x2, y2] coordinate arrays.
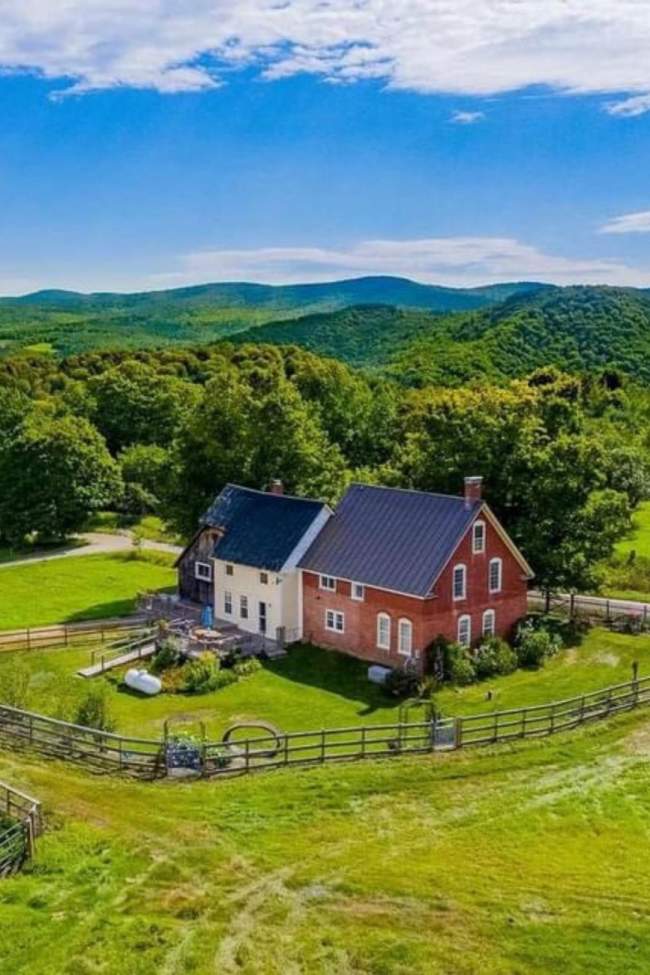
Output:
[[0, 552, 175, 630], [1, 709, 649, 974]]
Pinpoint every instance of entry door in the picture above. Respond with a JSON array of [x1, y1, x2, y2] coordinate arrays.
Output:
[[259, 601, 267, 634]]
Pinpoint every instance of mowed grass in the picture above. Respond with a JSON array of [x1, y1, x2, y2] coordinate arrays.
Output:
[[3, 627, 648, 741], [615, 501, 650, 559], [0, 553, 175, 630], [1, 709, 650, 974]]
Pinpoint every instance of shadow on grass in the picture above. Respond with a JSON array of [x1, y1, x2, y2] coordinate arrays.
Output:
[[0, 538, 86, 566], [264, 643, 400, 717], [64, 586, 176, 623]]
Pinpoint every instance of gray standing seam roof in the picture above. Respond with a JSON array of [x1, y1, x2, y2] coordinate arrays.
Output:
[[298, 483, 480, 597], [202, 484, 326, 572]]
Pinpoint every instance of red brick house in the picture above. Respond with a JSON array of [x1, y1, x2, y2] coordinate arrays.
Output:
[[299, 478, 533, 671]]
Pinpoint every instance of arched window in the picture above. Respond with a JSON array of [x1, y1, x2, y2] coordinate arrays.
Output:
[[398, 618, 413, 656], [472, 520, 486, 554], [482, 608, 496, 638], [452, 564, 467, 601], [489, 558, 502, 593], [458, 615, 472, 648], [377, 613, 391, 650]]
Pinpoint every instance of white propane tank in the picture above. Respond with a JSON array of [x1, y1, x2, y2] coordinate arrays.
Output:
[[368, 665, 392, 686], [125, 668, 162, 696]]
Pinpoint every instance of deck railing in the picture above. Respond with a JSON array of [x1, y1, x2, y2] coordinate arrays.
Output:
[[0, 674, 649, 781], [0, 617, 151, 654], [0, 781, 42, 876]]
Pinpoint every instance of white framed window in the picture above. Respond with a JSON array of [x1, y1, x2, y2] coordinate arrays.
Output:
[[376, 613, 391, 650], [195, 561, 212, 582], [489, 558, 503, 593], [240, 595, 249, 620], [224, 591, 233, 615], [453, 564, 467, 601], [319, 575, 337, 591], [225, 564, 234, 576], [351, 582, 365, 601], [458, 615, 472, 648], [472, 520, 486, 554], [398, 618, 413, 656], [482, 609, 496, 637], [260, 572, 268, 585], [325, 609, 344, 633]]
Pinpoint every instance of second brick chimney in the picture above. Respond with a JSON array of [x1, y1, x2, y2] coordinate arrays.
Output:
[[464, 476, 483, 507], [268, 479, 284, 496]]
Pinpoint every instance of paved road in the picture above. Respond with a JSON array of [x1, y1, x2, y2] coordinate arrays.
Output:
[[529, 590, 650, 618], [0, 532, 183, 570]]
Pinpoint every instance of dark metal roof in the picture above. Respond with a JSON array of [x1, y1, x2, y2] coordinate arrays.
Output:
[[203, 484, 326, 572], [299, 483, 481, 597]]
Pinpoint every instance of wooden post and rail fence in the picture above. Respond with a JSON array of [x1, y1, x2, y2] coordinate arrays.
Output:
[[0, 673, 647, 782], [0, 781, 42, 877], [0, 617, 151, 654]]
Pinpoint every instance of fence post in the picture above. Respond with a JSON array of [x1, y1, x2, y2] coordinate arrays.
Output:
[[26, 629, 31, 652], [569, 594, 575, 620], [521, 709, 527, 739], [549, 704, 555, 735], [632, 662, 640, 707], [361, 727, 366, 758], [245, 738, 251, 773], [320, 729, 326, 763], [64, 625, 69, 647], [606, 599, 611, 624], [283, 734, 289, 767], [454, 717, 462, 749]]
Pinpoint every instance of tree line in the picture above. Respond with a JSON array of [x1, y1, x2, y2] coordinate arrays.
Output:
[[0, 342, 648, 593]]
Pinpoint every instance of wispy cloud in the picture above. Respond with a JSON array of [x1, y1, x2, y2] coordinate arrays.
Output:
[[150, 236, 650, 289], [600, 211, 650, 234], [0, 1, 650, 110], [450, 110, 485, 125]]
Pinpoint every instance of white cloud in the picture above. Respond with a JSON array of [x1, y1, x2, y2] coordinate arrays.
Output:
[[606, 94, 650, 117], [600, 211, 650, 234], [450, 110, 485, 125], [0, 1, 650, 108], [150, 236, 650, 289]]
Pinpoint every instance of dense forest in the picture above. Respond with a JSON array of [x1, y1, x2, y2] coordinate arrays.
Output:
[[0, 276, 540, 357], [1, 331, 648, 594]]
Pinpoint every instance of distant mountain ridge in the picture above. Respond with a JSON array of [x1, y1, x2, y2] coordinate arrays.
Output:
[[0, 275, 546, 314]]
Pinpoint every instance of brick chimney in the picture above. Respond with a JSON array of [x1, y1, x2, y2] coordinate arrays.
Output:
[[268, 479, 284, 496], [464, 476, 483, 507]]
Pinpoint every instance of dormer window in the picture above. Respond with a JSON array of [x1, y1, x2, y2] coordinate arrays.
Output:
[[472, 521, 485, 554], [351, 582, 365, 601], [319, 575, 336, 591]]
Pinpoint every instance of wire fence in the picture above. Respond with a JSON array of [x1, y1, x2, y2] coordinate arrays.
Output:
[[0, 781, 42, 877], [0, 674, 649, 781]]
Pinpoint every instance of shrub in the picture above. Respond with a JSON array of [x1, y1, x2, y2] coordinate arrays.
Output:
[[151, 636, 182, 674], [448, 653, 477, 686], [384, 668, 420, 698], [515, 623, 560, 669], [232, 657, 262, 679], [74, 685, 116, 732], [474, 637, 517, 679], [181, 653, 221, 694]]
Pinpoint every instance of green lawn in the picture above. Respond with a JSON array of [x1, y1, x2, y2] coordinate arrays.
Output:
[[615, 501, 650, 559], [1, 708, 649, 974], [0, 552, 175, 630], [2, 629, 650, 972], [2, 627, 647, 741]]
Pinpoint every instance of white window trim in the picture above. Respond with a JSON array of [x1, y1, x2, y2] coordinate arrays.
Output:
[[325, 609, 345, 633], [351, 582, 365, 601], [398, 618, 413, 657], [224, 590, 233, 615], [376, 612, 391, 650], [195, 561, 212, 582], [489, 557, 503, 594], [458, 614, 472, 648], [319, 574, 337, 591], [452, 564, 467, 601], [472, 520, 486, 554], [482, 608, 496, 637]]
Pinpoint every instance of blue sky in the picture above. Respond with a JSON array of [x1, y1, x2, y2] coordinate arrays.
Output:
[[0, 2, 649, 294]]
